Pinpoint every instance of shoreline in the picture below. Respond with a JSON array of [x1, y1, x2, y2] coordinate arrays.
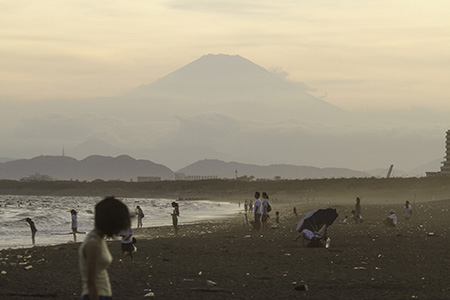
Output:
[[0, 209, 243, 252], [2, 199, 450, 299]]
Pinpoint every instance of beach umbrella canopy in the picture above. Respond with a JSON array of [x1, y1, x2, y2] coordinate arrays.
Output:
[[296, 208, 339, 232]]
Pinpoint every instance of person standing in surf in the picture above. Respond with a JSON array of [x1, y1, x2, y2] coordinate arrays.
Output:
[[136, 206, 144, 229], [71, 209, 79, 242], [26, 218, 37, 246], [171, 202, 180, 234]]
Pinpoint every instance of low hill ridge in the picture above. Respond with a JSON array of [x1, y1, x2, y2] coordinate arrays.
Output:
[[177, 159, 370, 179]]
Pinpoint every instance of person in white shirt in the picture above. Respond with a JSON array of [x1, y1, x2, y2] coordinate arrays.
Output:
[[79, 197, 131, 300], [261, 192, 270, 230], [383, 210, 397, 227], [403, 201, 412, 221], [253, 192, 262, 231], [120, 226, 135, 262]]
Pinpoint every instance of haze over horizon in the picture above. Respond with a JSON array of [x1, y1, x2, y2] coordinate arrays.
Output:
[[1, 1, 450, 174]]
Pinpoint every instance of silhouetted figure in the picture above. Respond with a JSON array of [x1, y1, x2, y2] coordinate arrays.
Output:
[[79, 197, 131, 300], [26, 218, 37, 245]]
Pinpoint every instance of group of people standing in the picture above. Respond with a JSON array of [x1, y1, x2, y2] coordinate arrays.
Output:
[[244, 191, 278, 230]]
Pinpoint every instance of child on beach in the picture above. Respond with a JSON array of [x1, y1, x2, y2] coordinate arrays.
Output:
[[383, 210, 398, 227], [171, 202, 180, 234], [271, 211, 280, 229], [120, 226, 135, 262], [79, 197, 130, 300], [26, 218, 37, 245]]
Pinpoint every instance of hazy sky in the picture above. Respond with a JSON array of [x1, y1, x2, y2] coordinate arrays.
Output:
[[2, 0, 450, 111]]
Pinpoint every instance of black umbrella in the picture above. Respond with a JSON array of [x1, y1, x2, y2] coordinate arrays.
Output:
[[296, 208, 339, 232]]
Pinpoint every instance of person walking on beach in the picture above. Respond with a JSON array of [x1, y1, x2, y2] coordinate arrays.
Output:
[[120, 226, 135, 262], [71, 209, 80, 242], [355, 197, 362, 223], [26, 218, 37, 246], [253, 192, 262, 231], [79, 197, 130, 300], [403, 201, 412, 221], [171, 202, 180, 234], [262, 192, 270, 230], [136, 206, 144, 229]]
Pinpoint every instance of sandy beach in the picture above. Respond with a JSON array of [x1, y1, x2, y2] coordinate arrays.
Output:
[[1, 195, 450, 300]]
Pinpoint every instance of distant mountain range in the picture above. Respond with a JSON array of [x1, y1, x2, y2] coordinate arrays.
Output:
[[178, 159, 370, 179], [1, 54, 447, 174], [0, 155, 173, 181], [0, 155, 373, 181]]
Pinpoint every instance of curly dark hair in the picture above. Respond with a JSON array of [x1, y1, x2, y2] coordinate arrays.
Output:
[[95, 197, 130, 237]]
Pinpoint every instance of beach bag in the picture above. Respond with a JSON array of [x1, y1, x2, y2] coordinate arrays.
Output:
[[267, 203, 272, 213]]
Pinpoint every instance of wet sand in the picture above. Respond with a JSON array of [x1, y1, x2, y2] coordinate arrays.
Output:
[[1, 199, 450, 299]]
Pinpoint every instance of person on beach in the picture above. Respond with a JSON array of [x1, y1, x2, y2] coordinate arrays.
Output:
[[262, 192, 270, 230], [120, 226, 135, 262], [243, 200, 249, 226], [271, 211, 280, 229], [253, 192, 262, 231], [26, 218, 37, 245], [403, 201, 412, 221], [79, 197, 130, 300], [354, 197, 362, 223], [293, 207, 297, 216], [295, 228, 324, 247], [383, 210, 398, 227], [71, 209, 80, 242], [171, 202, 180, 234], [136, 206, 144, 229]]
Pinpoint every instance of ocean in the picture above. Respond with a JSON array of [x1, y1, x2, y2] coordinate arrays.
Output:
[[0, 195, 239, 250]]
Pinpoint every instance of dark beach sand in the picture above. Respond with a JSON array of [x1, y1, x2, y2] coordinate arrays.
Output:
[[1, 199, 450, 300]]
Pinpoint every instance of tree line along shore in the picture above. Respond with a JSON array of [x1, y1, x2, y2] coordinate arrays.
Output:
[[1, 177, 450, 204]]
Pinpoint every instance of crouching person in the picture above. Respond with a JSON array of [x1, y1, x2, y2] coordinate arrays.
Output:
[[383, 210, 397, 227]]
